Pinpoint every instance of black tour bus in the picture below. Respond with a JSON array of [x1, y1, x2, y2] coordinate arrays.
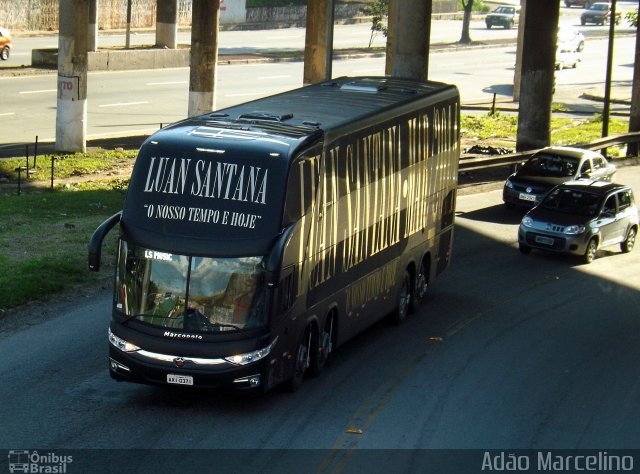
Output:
[[89, 76, 460, 392]]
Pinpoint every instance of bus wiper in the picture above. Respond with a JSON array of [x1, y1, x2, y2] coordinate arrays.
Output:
[[120, 313, 172, 326]]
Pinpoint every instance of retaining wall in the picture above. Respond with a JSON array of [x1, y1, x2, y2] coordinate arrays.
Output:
[[1, 0, 458, 31]]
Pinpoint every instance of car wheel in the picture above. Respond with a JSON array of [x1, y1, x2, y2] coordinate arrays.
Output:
[[0, 46, 9, 61], [557, 62, 564, 71], [583, 238, 597, 264], [486, 23, 492, 29], [519, 243, 531, 254], [581, 18, 586, 26], [621, 227, 636, 253], [577, 41, 584, 52]]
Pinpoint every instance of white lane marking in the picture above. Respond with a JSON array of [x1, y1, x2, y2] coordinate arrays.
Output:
[[257, 75, 291, 80], [19, 89, 56, 94], [146, 81, 187, 86], [98, 101, 149, 108], [224, 92, 268, 98], [0, 112, 16, 116]]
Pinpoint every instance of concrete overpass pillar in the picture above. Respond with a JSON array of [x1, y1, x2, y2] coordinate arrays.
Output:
[[56, 0, 88, 153], [88, 0, 98, 52], [189, 0, 220, 116], [156, 0, 178, 49], [387, 0, 431, 81], [303, 0, 334, 85]]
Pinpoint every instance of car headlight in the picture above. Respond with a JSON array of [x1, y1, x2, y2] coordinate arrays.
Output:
[[505, 179, 514, 190], [224, 337, 278, 366], [108, 328, 140, 353], [564, 225, 586, 235], [521, 216, 533, 227]]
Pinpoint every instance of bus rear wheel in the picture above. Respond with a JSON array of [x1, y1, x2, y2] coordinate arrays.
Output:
[[409, 260, 428, 313], [310, 313, 335, 377], [288, 326, 311, 392], [392, 271, 411, 325]]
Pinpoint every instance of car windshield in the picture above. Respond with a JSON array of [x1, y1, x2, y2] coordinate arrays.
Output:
[[540, 187, 602, 216], [114, 240, 268, 333], [592, 4, 608, 10], [494, 7, 513, 13], [521, 152, 578, 178]]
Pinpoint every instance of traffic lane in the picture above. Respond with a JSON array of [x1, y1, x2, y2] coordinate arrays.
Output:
[[0, 170, 638, 451]]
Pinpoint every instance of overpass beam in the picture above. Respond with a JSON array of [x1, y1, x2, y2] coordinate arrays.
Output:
[[56, 0, 88, 153], [189, 0, 220, 116], [303, 0, 334, 85], [156, 0, 178, 49], [387, 0, 431, 81]]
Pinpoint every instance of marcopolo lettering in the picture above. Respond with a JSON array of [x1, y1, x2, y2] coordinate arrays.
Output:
[[163, 331, 203, 340]]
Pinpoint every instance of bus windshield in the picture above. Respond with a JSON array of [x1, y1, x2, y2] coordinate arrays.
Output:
[[115, 240, 268, 333]]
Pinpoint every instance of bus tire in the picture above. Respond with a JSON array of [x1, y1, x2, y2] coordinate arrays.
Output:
[[288, 326, 312, 392], [310, 313, 335, 377], [392, 271, 411, 325], [409, 260, 428, 313]]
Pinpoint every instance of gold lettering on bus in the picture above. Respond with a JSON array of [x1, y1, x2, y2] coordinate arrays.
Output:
[[304, 102, 458, 292]]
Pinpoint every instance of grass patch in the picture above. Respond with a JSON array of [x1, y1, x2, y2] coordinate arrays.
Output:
[[0, 149, 137, 182], [462, 112, 630, 152], [0, 187, 125, 311]]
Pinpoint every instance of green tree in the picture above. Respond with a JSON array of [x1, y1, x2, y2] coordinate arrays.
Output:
[[625, 9, 638, 27], [361, 0, 389, 47]]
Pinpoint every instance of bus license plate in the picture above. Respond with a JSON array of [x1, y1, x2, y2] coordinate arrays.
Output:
[[535, 235, 554, 246], [519, 192, 536, 202], [167, 374, 193, 386]]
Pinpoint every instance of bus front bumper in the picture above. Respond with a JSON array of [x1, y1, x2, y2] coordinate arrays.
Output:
[[108, 344, 272, 390]]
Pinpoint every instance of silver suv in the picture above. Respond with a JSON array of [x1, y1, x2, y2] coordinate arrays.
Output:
[[518, 181, 638, 264]]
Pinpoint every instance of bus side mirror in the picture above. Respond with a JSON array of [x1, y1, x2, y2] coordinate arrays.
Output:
[[88, 211, 122, 272]]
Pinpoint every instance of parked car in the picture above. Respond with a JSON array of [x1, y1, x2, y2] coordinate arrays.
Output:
[[485, 6, 519, 29], [0, 27, 11, 61], [558, 26, 585, 52], [580, 2, 621, 25], [565, 0, 593, 8], [518, 181, 638, 264], [503, 146, 616, 208]]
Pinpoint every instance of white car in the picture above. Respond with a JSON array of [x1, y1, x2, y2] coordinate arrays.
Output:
[[558, 26, 585, 52]]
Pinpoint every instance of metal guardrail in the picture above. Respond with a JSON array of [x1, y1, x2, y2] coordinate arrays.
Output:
[[459, 131, 640, 171]]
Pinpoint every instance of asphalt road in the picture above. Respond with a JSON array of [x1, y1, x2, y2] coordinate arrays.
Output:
[[0, 166, 638, 473]]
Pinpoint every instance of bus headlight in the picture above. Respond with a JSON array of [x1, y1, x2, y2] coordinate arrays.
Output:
[[225, 337, 278, 366], [108, 328, 140, 353]]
